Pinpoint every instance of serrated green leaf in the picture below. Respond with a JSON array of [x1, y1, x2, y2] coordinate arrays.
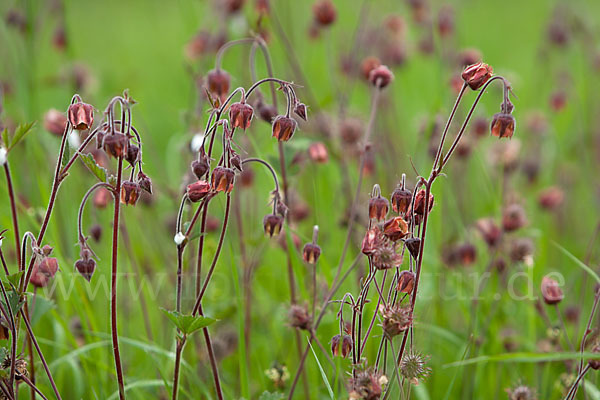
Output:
[[1, 271, 23, 289], [0, 289, 24, 316], [8, 122, 35, 150], [79, 152, 108, 183], [160, 308, 216, 335]]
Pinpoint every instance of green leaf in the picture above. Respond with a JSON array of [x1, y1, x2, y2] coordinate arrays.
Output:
[[79, 152, 108, 183], [444, 351, 600, 368], [0, 289, 24, 316], [160, 309, 216, 335], [1, 271, 24, 289], [553, 241, 600, 284], [8, 122, 35, 150], [61, 140, 71, 167], [307, 339, 335, 400], [258, 392, 284, 400], [1, 128, 8, 149]]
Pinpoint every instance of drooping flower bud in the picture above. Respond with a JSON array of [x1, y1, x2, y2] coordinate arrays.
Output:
[[541, 276, 563, 305], [120, 181, 141, 206], [361, 227, 380, 255], [391, 186, 412, 214], [369, 65, 394, 88], [312, 0, 337, 26], [330, 334, 341, 356], [502, 204, 527, 232], [67, 102, 94, 130], [412, 189, 434, 216], [206, 69, 230, 103], [272, 115, 298, 142], [186, 180, 211, 202], [30, 257, 59, 288], [256, 99, 277, 123], [93, 187, 112, 209], [90, 224, 102, 242], [44, 109, 68, 136], [229, 102, 254, 130], [191, 156, 210, 179], [293, 102, 308, 121], [369, 195, 389, 221], [383, 217, 409, 241], [308, 142, 328, 163], [404, 237, 421, 259], [475, 218, 502, 247], [461, 62, 493, 90], [341, 334, 352, 358], [360, 57, 381, 80], [137, 172, 152, 194], [263, 214, 283, 237], [288, 304, 311, 330], [75, 256, 96, 282], [125, 144, 140, 165], [302, 243, 321, 264], [103, 133, 129, 158], [538, 186, 564, 210], [490, 112, 516, 139], [211, 166, 235, 193], [397, 270, 416, 294]]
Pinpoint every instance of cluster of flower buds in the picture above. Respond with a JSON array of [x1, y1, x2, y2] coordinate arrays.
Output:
[[330, 333, 352, 358], [30, 244, 59, 288]]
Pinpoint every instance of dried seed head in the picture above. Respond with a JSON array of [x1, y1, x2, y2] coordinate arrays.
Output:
[[348, 366, 383, 400], [476, 218, 502, 247], [383, 216, 409, 241], [263, 214, 283, 237], [509, 238, 534, 264], [272, 115, 298, 142], [288, 304, 311, 330], [380, 304, 413, 338], [44, 109, 68, 136], [125, 144, 139, 166], [412, 189, 434, 216], [14, 358, 28, 381], [30, 257, 59, 288], [68, 102, 94, 130], [206, 69, 230, 103], [293, 102, 308, 121], [369, 65, 394, 88], [397, 270, 416, 294], [103, 133, 129, 158], [506, 385, 537, 400], [369, 195, 389, 221], [360, 57, 381, 80], [404, 237, 421, 259], [187, 180, 211, 202], [302, 243, 321, 264], [312, 0, 337, 26], [400, 351, 431, 385], [120, 181, 141, 206], [461, 62, 493, 90], [491, 112, 516, 139], [372, 239, 403, 270], [541, 276, 563, 305], [391, 186, 412, 214], [137, 172, 152, 194], [308, 142, 328, 163], [502, 204, 527, 232], [211, 166, 235, 193], [229, 102, 254, 130]]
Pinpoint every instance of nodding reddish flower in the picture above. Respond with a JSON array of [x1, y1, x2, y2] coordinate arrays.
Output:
[[404, 237, 421, 259], [184, 31, 211, 61], [186, 180, 211, 202], [331, 334, 352, 358], [490, 112, 516, 139], [412, 189, 434, 216], [361, 57, 382, 80], [538, 186, 564, 210], [211, 166, 235, 193], [330, 334, 341, 356], [475, 218, 502, 247], [383, 217, 409, 241], [369, 195, 389, 221], [272, 115, 297, 142], [472, 116, 488, 137], [256, 99, 278, 123], [369, 65, 394, 88], [312, 0, 336, 26], [308, 142, 328, 163], [137, 172, 152, 194], [75, 251, 96, 282], [391, 186, 412, 214], [125, 144, 140, 165], [120, 181, 141, 206], [293, 102, 308, 121], [43, 109, 68, 136], [397, 270, 416, 294], [229, 102, 254, 130], [502, 203, 527, 232], [263, 214, 284, 237], [68, 102, 94, 130], [103, 133, 129, 158], [461, 62, 493, 90], [541, 276, 563, 305], [30, 257, 59, 288], [93, 187, 112, 209], [456, 243, 477, 265], [302, 243, 321, 264], [289, 304, 312, 330], [361, 227, 380, 255], [206, 68, 230, 103]]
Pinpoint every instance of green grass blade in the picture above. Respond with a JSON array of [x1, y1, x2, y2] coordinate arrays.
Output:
[[553, 241, 600, 283], [444, 351, 599, 367], [308, 338, 335, 400]]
